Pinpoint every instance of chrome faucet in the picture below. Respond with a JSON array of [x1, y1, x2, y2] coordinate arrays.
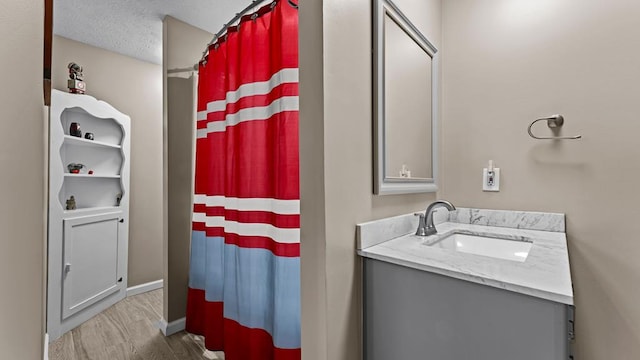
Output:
[[414, 200, 456, 236]]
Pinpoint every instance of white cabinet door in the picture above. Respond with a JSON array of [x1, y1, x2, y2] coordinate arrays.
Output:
[[62, 212, 125, 320]]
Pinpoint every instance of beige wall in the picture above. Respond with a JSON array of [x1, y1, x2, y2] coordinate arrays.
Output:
[[52, 36, 163, 287], [163, 16, 211, 74], [300, 0, 441, 359], [299, 0, 328, 357], [165, 76, 196, 322], [0, 0, 46, 358], [442, 0, 640, 358], [162, 16, 212, 322]]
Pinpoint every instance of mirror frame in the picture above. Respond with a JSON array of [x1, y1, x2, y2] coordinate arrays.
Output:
[[373, 0, 439, 195]]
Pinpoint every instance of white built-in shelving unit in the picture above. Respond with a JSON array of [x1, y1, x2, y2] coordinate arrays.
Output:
[[47, 89, 131, 341]]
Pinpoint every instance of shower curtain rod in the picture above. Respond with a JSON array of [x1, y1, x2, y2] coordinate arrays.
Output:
[[199, 0, 298, 63], [167, 65, 198, 74]]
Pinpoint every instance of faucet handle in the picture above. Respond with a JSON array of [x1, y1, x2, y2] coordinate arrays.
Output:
[[414, 213, 427, 236]]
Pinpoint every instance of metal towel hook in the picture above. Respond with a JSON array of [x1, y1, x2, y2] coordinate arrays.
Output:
[[527, 114, 582, 140]]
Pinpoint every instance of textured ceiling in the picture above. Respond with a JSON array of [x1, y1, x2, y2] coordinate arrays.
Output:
[[54, 0, 242, 64]]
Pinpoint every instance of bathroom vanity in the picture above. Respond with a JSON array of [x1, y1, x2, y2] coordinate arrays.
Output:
[[357, 208, 574, 360]]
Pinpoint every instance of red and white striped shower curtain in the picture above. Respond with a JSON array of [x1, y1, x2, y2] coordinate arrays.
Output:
[[186, 1, 300, 359]]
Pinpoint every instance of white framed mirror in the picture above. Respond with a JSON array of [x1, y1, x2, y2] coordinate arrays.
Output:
[[373, 0, 439, 195]]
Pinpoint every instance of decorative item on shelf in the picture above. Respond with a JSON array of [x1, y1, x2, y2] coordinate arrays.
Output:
[[67, 62, 86, 94], [88, 170, 94, 175], [66, 196, 76, 210], [67, 163, 85, 174], [116, 192, 122, 206], [84, 132, 94, 140], [70, 122, 82, 137]]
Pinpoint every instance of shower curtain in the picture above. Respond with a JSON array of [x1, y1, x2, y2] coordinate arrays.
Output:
[[185, 1, 300, 360]]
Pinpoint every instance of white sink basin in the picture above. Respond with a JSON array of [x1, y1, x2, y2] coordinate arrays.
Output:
[[425, 231, 533, 262]]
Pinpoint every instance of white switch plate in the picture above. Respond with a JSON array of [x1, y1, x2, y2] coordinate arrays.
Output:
[[483, 168, 500, 192]]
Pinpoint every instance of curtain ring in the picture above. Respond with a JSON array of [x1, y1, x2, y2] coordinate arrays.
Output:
[[271, 1, 277, 8], [251, 13, 259, 21]]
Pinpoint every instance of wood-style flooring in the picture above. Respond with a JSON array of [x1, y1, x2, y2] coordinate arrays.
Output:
[[49, 289, 225, 360]]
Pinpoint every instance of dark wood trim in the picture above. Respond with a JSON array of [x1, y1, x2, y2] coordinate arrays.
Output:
[[44, 0, 53, 105]]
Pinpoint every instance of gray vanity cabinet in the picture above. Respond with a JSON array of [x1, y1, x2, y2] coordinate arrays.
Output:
[[363, 258, 573, 360]]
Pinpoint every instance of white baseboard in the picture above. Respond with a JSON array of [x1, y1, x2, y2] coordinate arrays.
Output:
[[158, 317, 186, 336], [44, 333, 49, 360], [126, 279, 163, 297]]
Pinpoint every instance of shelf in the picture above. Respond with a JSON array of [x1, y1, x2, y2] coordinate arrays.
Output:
[[64, 174, 121, 179], [63, 206, 122, 215], [63, 135, 121, 149]]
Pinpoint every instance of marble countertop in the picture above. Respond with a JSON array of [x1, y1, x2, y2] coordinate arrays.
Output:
[[357, 208, 574, 305]]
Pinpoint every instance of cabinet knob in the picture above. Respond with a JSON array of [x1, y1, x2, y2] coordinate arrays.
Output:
[[119, 219, 124, 223]]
